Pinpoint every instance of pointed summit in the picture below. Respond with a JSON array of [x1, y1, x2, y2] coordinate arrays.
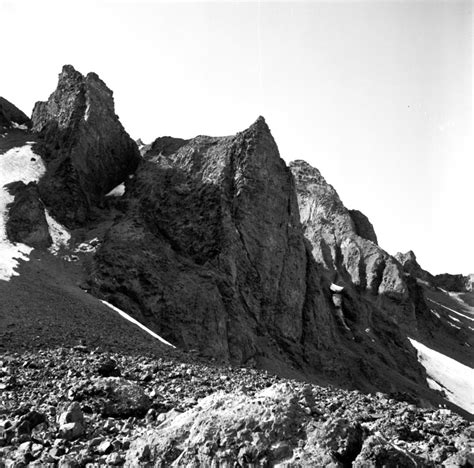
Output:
[[31, 65, 140, 226]]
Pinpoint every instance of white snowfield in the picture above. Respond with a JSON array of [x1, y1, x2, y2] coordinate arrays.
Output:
[[100, 300, 176, 348], [0, 143, 70, 281], [45, 209, 71, 254], [408, 338, 474, 414]]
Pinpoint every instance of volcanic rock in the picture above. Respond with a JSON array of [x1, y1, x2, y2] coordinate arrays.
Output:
[[0, 96, 31, 130], [31, 65, 140, 227]]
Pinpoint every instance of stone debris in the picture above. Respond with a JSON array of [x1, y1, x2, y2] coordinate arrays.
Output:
[[0, 347, 472, 466]]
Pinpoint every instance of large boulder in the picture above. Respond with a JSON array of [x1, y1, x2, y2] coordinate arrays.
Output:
[[31, 65, 140, 227], [5, 181, 52, 248], [126, 383, 335, 467]]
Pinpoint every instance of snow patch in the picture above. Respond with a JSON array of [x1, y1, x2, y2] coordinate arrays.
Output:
[[44, 209, 70, 254], [100, 300, 176, 348], [105, 183, 125, 197], [11, 122, 28, 131], [330, 283, 344, 293], [408, 338, 474, 414], [427, 298, 474, 322], [448, 315, 461, 323], [0, 144, 46, 281], [430, 309, 440, 319]]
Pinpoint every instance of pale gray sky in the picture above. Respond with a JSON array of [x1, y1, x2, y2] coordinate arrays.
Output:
[[1, 0, 472, 274]]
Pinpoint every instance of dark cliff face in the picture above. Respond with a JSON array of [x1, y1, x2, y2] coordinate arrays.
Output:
[[289, 160, 407, 301], [90, 118, 330, 366], [31, 65, 140, 227], [0, 97, 31, 130], [89, 119, 428, 395], [349, 209, 378, 245]]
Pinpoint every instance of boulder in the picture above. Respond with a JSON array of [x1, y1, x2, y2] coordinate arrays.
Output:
[[92, 377, 151, 418], [31, 65, 140, 227], [353, 434, 424, 467], [5, 181, 52, 248]]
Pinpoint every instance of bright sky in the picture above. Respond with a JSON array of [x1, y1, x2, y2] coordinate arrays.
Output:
[[1, 0, 472, 275]]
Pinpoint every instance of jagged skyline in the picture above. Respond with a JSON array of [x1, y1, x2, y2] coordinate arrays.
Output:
[[0, 0, 472, 274]]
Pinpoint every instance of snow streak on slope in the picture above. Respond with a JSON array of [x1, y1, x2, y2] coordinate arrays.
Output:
[[408, 338, 474, 414], [0, 144, 45, 281], [427, 298, 474, 323], [0, 143, 71, 280], [105, 182, 125, 197], [45, 209, 71, 254], [100, 300, 176, 348]]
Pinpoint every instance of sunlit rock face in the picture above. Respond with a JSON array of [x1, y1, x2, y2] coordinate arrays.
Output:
[[31, 65, 140, 227], [290, 160, 407, 301]]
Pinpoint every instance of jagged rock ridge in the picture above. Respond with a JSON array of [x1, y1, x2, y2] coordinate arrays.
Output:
[[31, 65, 140, 227], [290, 160, 407, 300], [396, 251, 473, 292], [89, 118, 431, 398]]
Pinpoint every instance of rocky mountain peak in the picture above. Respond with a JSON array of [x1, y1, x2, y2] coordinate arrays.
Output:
[[31, 64, 140, 227]]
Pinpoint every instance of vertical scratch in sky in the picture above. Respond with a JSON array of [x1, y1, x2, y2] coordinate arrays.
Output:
[[257, 0, 263, 109]]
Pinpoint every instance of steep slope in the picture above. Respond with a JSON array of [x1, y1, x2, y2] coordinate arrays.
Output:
[[0, 96, 31, 130], [31, 65, 140, 227], [88, 118, 435, 402], [290, 160, 407, 300]]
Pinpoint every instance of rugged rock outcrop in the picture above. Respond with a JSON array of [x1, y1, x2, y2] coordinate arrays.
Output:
[[349, 209, 378, 245], [290, 160, 407, 301], [5, 181, 51, 248], [31, 65, 140, 227], [433, 273, 472, 292], [89, 118, 430, 397], [396, 251, 472, 292], [395, 251, 435, 284], [91, 117, 335, 369], [0, 97, 31, 130]]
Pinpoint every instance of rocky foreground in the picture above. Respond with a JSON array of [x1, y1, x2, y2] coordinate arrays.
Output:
[[0, 347, 472, 467]]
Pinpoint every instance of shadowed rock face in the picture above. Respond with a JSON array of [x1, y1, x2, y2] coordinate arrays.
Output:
[[31, 65, 140, 227], [290, 160, 407, 301], [349, 209, 378, 245], [5, 182, 51, 248], [0, 97, 31, 130], [90, 119, 429, 396], [91, 118, 335, 368]]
